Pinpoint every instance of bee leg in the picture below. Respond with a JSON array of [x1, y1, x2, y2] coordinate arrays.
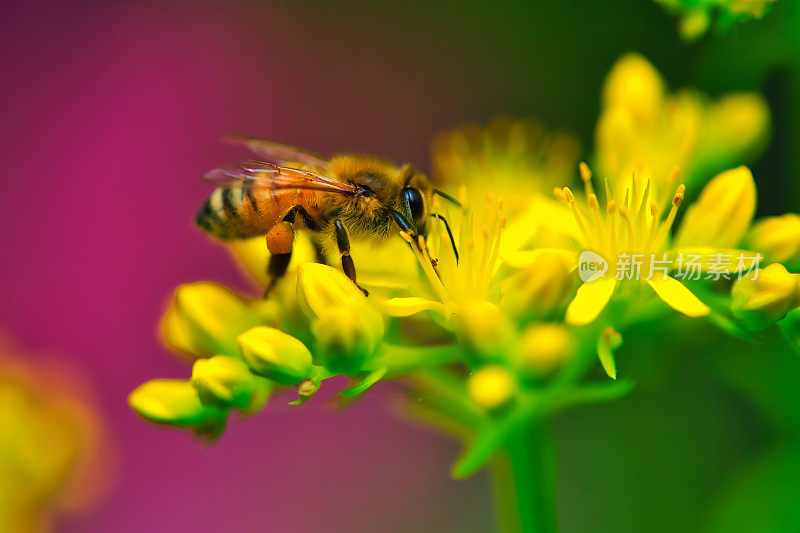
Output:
[[264, 219, 296, 297], [333, 219, 368, 296]]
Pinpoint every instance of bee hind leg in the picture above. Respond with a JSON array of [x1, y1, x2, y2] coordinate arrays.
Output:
[[333, 220, 368, 297], [264, 218, 296, 297]]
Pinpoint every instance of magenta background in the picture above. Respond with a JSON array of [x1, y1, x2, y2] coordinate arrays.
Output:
[[0, 1, 494, 530]]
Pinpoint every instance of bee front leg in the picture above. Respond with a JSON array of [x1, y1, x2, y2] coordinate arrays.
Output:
[[264, 220, 295, 297], [333, 220, 368, 296]]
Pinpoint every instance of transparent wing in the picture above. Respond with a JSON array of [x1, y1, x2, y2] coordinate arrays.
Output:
[[223, 134, 329, 168], [203, 160, 358, 196]]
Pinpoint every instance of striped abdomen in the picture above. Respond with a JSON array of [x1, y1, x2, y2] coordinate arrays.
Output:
[[195, 187, 325, 240]]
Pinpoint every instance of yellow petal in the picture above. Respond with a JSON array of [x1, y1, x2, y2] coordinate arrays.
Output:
[[647, 276, 710, 317], [566, 277, 618, 325], [378, 297, 446, 317], [675, 166, 756, 249], [744, 214, 800, 267]]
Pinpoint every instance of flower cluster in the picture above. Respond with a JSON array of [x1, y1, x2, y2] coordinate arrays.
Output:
[[130, 54, 799, 479]]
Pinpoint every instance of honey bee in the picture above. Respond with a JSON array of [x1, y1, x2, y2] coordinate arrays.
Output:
[[196, 135, 458, 295]]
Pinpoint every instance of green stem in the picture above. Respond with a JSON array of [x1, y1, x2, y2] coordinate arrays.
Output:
[[489, 418, 558, 533]]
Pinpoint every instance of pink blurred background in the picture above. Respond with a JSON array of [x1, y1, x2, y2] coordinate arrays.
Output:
[[0, 1, 495, 530]]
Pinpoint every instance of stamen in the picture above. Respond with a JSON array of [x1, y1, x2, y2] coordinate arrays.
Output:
[[607, 199, 618, 252], [619, 204, 635, 249], [579, 162, 595, 198], [644, 201, 660, 250], [653, 184, 686, 250], [588, 193, 605, 244]]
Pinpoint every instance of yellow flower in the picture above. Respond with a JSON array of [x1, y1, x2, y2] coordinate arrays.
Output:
[[732, 263, 800, 331], [1, 343, 110, 532], [467, 365, 517, 410], [596, 53, 769, 196], [556, 164, 709, 325], [431, 118, 579, 216], [379, 195, 509, 328]]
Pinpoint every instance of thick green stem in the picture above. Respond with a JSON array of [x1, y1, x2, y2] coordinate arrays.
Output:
[[489, 418, 558, 533]]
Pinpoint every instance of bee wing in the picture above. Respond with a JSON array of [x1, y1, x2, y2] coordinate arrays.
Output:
[[203, 161, 359, 196], [223, 134, 329, 168]]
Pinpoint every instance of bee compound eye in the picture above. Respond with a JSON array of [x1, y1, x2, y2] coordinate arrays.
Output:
[[402, 187, 425, 223]]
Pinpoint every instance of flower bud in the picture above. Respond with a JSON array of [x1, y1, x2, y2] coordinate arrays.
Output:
[[500, 252, 575, 320], [128, 379, 226, 436], [456, 301, 515, 361], [702, 94, 769, 164], [312, 305, 379, 375], [602, 53, 665, 124], [675, 166, 756, 249], [191, 355, 270, 410], [297, 263, 384, 375], [467, 365, 516, 410], [517, 323, 573, 376], [161, 282, 263, 358], [237, 326, 313, 385], [732, 263, 800, 331], [744, 214, 800, 269]]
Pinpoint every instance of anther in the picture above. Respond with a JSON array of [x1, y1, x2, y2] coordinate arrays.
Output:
[[562, 187, 575, 203], [607, 199, 617, 214], [588, 194, 599, 209], [672, 184, 686, 207], [579, 162, 592, 182]]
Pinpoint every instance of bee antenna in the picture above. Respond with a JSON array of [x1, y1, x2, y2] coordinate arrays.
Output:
[[433, 189, 462, 208], [430, 214, 459, 264]]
